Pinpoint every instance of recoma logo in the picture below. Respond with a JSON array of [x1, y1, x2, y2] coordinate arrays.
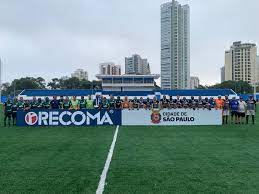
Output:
[[24, 110, 116, 126], [25, 112, 38, 125]]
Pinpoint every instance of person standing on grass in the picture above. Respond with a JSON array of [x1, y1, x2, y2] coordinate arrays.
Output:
[[144, 97, 152, 110], [86, 95, 94, 109], [24, 99, 31, 111], [17, 97, 25, 111], [122, 96, 130, 109], [30, 96, 38, 110], [223, 96, 230, 124], [131, 97, 140, 110], [115, 96, 122, 109], [230, 96, 239, 124], [43, 97, 50, 109], [215, 95, 224, 110], [204, 97, 212, 110], [175, 95, 182, 108], [246, 95, 256, 125], [101, 96, 110, 109], [238, 97, 247, 124], [50, 96, 60, 110], [160, 95, 169, 109], [70, 96, 79, 110], [197, 96, 204, 110], [62, 96, 71, 110], [152, 96, 160, 110], [11, 98, 18, 126], [188, 96, 197, 110], [58, 96, 64, 108], [108, 95, 115, 109], [209, 97, 216, 109], [79, 96, 87, 110], [3, 97, 13, 127], [139, 97, 145, 109], [37, 98, 44, 109], [94, 94, 102, 109]]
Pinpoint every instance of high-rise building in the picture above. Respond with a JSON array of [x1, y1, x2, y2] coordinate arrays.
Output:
[[220, 66, 225, 83], [224, 41, 257, 85], [99, 62, 121, 75], [161, 1, 190, 89], [125, 54, 151, 75], [71, 69, 88, 80], [190, 76, 200, 89]]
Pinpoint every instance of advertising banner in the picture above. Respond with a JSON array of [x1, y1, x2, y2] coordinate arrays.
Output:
[[122, 109, 222, 126], [17, 109, 122, 126]]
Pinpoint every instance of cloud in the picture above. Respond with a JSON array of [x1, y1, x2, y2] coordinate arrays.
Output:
[[0, 0, 258, 85]]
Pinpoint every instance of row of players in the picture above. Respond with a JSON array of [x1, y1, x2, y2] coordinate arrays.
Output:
[[3, 95, 256, 126]]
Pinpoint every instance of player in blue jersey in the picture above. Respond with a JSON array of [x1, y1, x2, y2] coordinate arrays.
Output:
[[209, 97, 216, 109], [230, 96, 239, 124]]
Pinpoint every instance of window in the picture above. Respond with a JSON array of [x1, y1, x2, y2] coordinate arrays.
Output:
[[103, 78, 112, 84], [123, 78, 133, 84], [144, 78, 154, 84], [113, 78, 122, 84]]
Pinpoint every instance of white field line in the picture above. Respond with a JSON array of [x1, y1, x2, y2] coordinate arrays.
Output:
[[96, 125, 120, 194]]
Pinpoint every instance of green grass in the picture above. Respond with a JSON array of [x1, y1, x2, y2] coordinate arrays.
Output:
[[0, 106, 259, 193], [0, 108, 116, 193], [105, 108, 259, 194]]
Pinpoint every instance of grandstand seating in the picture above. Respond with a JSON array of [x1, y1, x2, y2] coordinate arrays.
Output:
[[18, 89, 237, 99]]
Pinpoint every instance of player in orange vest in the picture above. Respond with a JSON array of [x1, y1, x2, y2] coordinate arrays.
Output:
[[215, 95, 224, 110], [122, 96, 130, 109]]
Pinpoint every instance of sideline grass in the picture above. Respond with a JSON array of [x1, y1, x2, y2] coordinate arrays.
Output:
[[1, 106, 258, 193], [105, 108, 259, 193], [0, 108, 116, 193]]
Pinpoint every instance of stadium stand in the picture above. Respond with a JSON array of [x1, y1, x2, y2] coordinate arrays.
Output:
[[18, 89, 237, 99]]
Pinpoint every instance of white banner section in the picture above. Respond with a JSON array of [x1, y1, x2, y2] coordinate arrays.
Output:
[[122, 109, 222, 126]]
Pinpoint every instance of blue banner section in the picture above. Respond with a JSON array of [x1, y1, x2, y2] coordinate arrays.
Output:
[[17, 109, 121, 126], [1, 96, 7, 102]]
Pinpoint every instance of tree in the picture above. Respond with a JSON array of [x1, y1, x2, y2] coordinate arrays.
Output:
[[1, 82, 11, 96], [35, 77, 46, 88], [92, 80, 102, 90], [2, 77, 46, 96], [61, 77, 81, 89], [47, 77, 102, 90], [197, 85, 208, 89], [209, 81, 252, 94], [47, 78, 60, 89]]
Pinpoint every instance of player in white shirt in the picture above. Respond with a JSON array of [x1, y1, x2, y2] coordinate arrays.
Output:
[[238, 97, 247, 124]]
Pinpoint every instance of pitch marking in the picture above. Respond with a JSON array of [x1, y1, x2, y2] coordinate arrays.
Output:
[[96, 125, 120, 194]]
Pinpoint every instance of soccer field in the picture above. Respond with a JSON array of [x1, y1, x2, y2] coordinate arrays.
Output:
[[0, 107, 259, 193]]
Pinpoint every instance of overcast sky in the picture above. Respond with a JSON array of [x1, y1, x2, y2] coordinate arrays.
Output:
[[0, 0, 258, 85]]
